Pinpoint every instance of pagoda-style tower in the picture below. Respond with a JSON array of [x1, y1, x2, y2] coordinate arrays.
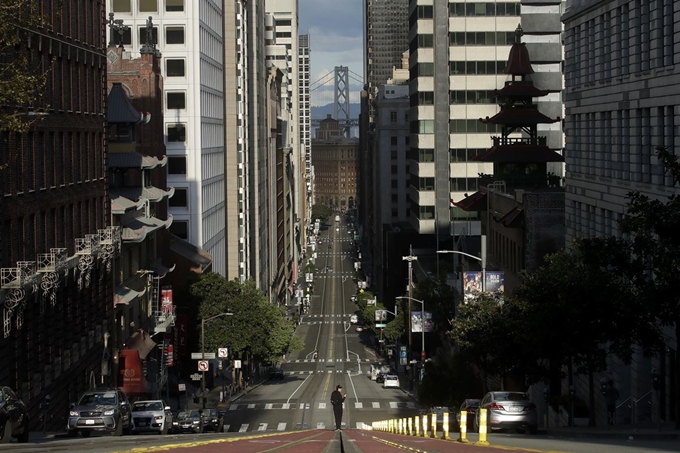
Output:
[[453, 25, 565, 293], [477, 25, 563, 190]]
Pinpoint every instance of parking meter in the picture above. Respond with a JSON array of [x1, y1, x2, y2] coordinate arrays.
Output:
[[569, 385, 575, 397], [543, 388, 549, 403], [652, 368, 660, 391], [44, 394, 51, 408]]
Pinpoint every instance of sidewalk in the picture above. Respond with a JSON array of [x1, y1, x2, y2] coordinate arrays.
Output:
[[545, 422, 680, 441]]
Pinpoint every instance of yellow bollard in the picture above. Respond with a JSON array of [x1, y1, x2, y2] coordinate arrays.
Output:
[[421, 414, 428, 437], [458, 411, 469, 443], [414, 416, 420, 437], [430, 412, 437, 438], [389, 419, 393, 433], [408, 417, 413, 436], [441, 411, 452, 440], [476, 408, 490, 446]]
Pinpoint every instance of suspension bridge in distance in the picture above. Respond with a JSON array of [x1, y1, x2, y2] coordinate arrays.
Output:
[[310, 66, 363, 134]]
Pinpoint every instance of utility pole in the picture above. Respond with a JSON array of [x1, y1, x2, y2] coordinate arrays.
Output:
[[402, 246, 418, 368]]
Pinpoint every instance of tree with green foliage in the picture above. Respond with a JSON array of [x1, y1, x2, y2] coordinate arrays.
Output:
[[418, 349, 484, 409], [619, 146, 680, 429], [311, 204, 333, 221], [190, 273, 303, 365], [0, 1, 49, 135]]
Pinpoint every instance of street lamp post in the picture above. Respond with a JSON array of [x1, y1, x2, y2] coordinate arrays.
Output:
[[437, 235, 487, 291], [201, 312, 233, 409], [395, 296, 425, 361]]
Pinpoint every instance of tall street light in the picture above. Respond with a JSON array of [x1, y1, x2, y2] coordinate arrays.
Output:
[[395, 296, 425, 361], [201, 312, 233, 409], [437, 235, 487, 291]]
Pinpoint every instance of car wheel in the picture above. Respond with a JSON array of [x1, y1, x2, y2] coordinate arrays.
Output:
[[516, 427, 526, 434], [0, 422, 11, 444], [161, 423, 168, 435], [112, 420, 123, 436], [16, 421, 29, 443], [528, 424, 538, 435], [67, 429, 78, 438], [81, 430, 91, 438]]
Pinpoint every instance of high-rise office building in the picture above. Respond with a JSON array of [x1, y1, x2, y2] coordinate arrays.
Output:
[[107, 0, 227, 276], [299, 34, 313, 238], [408, 0, 563, 246], [363, 0, 410, 124], [562, 0, 679, 424]]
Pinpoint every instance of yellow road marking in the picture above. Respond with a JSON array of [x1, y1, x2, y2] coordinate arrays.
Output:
[[370, 433, 568, 453]]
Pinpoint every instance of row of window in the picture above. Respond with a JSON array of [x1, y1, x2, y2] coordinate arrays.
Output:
[[410, 176, 481, 192], [412, 31, 518, 51], [413, 60, 508, 77], [412, 90, 499, 106], [449, 2, 521, 17], [412, 120, 503, 134], [409, 148, 487, 163], [112, 0, 184, 13], [110, 26, 185, 48]]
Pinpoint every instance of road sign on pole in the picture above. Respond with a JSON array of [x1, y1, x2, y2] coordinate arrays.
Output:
[[233, 360, 242, 369], [190, 373, 202, 381], [198, 360, 209, 371], [218, 348, 228, 358], [178, 383, 186, 392], [192, 352, 216, 360]]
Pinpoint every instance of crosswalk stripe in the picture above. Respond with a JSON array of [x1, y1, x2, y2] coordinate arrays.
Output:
[[258, 423, 267, 431], [317, 422, 326, 429], [355, 402, 363, 409], [264, 404, 273, 410], [229, 404, 239, 411], [282, 403, 290, 409], [223, 424, 230, 432], [247, 404, 256, 409], [389, 402, 398, 409], [372, 402, 380, 408], [318, 402, 327, 409], [277, 423, 287, 431], [239, 424, 249, 432]]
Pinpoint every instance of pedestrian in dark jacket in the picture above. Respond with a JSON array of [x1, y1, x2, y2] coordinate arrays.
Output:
[[330, 384, 346, 430]]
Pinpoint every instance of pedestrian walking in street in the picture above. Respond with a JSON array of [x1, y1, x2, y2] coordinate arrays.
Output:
[[605, 379, 619, 425], [330, 384, 346, 431]]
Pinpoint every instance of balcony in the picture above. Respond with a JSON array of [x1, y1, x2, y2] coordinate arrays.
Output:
[[491, 136, 547, 147], [154, 306, 176, 334]]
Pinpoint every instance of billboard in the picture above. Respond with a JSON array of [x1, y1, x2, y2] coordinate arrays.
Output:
[[411, 311, 434, 333], [463, 271, 505, 303], [161, 286, 173, 315]]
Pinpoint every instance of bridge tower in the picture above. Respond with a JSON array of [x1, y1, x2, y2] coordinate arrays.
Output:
[[333, 66, 350, 137]]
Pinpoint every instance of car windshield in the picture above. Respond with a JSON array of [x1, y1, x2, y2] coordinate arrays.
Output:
[[467, 400, 480, 407], [496, 392, 530, 401], [178, 411, 193, 418], [79, 392, 117, 406], [132, 401, 163, 412]]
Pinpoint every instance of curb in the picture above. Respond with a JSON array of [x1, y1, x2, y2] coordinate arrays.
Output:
[[546, 429, 680, 441]]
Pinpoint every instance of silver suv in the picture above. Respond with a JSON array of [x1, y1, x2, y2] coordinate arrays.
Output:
[[68, 389, 131, 437], [130, 400, 172, 435]]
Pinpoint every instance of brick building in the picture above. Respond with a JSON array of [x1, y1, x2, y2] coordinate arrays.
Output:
[[0, 1, 112, 430], [312, 116, 358, 210]]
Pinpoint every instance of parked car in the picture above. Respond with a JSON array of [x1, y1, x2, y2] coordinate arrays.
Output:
[[355, 325, 363, 332], [383, 375, 400, 389], [130, 400, 172, 435], [350, 314, 358, 324], [426, 406, 449, 429], [269, 369, 284, 380], [0, 387, 29, 443], [455, 399, 481, 430], [201, 408, 224, 432], [476, 391, 537, 434], [171, 410, 203, 434], [67, 388, 131, 437]]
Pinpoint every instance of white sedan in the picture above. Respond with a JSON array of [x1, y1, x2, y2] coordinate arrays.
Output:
[[383, 375, 400, 389]]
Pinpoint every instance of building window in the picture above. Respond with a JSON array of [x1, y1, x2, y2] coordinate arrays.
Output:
[[112, 0, 131, 12], [165, 0, 183, 12], [166, 92, 186, 109], [165, 26, 185, 44], [168, 156, 187, 174], [418, 148, 435, 162], [138, 26, 158, 45], [417, 5, 434, 19], [418, 206, 435, 220], [390, 136, 398, 146], [169, 221, 188, 239], [139, 0, 158, 12], [167, 124, 186, 142], [419, 177, 435, 191], [418, 34, 434, 48], [169, 188, 188, 207], [166, 59, 185, 77], [419, 120, 434, 134], [110, 27, 132, 46], [418, 92, 434, 105], [390, 111, 398, 123], [418, 63, 434, 76]]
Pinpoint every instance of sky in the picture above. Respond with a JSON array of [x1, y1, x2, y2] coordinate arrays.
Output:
[[298, 0, 365, 107]]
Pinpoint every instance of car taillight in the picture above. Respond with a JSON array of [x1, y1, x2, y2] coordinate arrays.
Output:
[[489, 403, 504, 410], [524, 403, 536, 411]]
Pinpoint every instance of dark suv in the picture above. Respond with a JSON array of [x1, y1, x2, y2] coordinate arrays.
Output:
[[68, 389, 131, 437]]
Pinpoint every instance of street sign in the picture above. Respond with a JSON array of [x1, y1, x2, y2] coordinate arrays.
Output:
[[191, 352, 216, 360], [190, 373, 202, 381], [198, 360, 209, 371], [376, 323, 386, 328], [218, 348, 229, 358], [233, 360, 242, 369], [178, 383, 186, 392]]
